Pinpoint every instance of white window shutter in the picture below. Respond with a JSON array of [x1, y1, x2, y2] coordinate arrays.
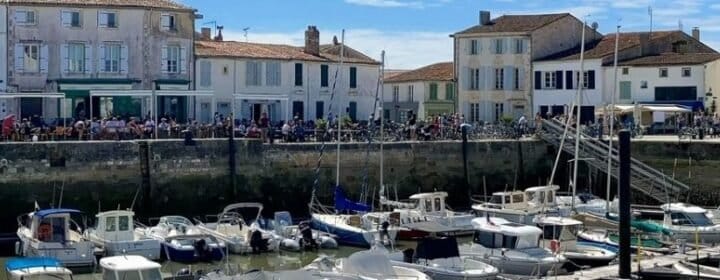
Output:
[[179, 47, 187, 74], [276, 63, 281, 86], [246, 62, 253, 86], [84, 44, 92, 74], [61, 11, 71, 27], [40, 45, 48, 73], [98, 44, 106, 72], [61, 44, 69, 74], [160, 14, 170, 30], [98, 12, 108, 27], [120, 45, 128, 74], [15, 11, 26, 23], [160, 46, 168, 73], [518, 68, 525, 90], [14, 44, 24, 73]]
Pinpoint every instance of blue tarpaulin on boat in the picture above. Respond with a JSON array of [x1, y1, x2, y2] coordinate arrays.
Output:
[[34, 208, 82, 218], [334, 186, 370, 213], [5, 257, 62, 271]]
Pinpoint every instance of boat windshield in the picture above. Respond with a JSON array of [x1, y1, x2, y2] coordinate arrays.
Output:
[[489, 195, 509, 204], [407, 199, 420, 209], [21, 274, 73, 280], [106, 269, 160, 280], [473, 231, 528, 249], [671, 212, 713, 226], [160, 216, 191, 226]]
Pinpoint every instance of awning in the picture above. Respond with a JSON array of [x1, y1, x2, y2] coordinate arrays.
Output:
[[640, 104, 692, 113], [595, 104, 635, 115]]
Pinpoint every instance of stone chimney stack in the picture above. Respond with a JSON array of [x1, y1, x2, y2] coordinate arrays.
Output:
[[305, 26, 320, 56], [200, 27, 211, 40], [692, 27, 700, 41], [479, 11, 491, 25]]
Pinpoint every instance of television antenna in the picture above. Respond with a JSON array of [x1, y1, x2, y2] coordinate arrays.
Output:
[[203, 20, 218, 37], [242, 27, 250, 42]]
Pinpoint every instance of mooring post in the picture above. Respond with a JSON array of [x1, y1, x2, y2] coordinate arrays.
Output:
[[618, 129, 632, 279], [461, 124, 470, 204], [229, 129, 237, 196], [139, 141, 152, 217]]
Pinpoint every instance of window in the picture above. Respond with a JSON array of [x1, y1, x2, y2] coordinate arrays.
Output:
[[622, 67, 629, 75], [15, 10, 36, 25], [470, 103, 480, 122], [575, 71, 589, 89], [118, 216, 129, 231], [470, 39, 479, 55], [265, 61, 281, 86], [682, 67, 691, 77], [116, 271, 141, 280], [105, 216, 116, 232], [494, 38, 503, 54], [160, 13, 176, 31], [473, 230, 496, 248], [68, 43, 86, 73], [659, 68, 668, 78], [514, 68, 520, 90], [61, 11, 81, 27], [445, 83, 454, 100], [469, 68, 480, 90], [102, 43, 121, 73], [99, 11, 117, 28], [246, 61, 262, 86], [165, 45, 179, 73], [408, 85, 414, 102], [495, 68, 504, 90], [140, 269, 162, 280], [199, 61, 211, 87], [316, 101, 324, 119], [544, 72, 556, 89], [320, 65, 329, 87], [641, 81, 648, 89], [294, 63, 303, 86], [514, 38, 524, 54], [619, 81, 632, 100], [429, 83, 438, 100], [434, 198, 441, 212], [22, 44, 40, 73], [392, 86, 399, 101], [349, 67, 357, 88]]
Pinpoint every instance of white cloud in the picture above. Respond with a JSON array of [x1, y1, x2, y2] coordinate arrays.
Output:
[[222, 28, 452, 69]]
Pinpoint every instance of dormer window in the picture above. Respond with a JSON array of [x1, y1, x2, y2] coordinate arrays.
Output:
[[161, 13, 176, 31]]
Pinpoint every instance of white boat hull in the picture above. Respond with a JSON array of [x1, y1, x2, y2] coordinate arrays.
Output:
[[94, 239, 162, 260], [16, 234, 95, 268]]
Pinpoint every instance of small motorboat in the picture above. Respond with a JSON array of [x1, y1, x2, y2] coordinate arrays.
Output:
[[273, 211, 338, 251], [100, 255, 165, 280], [195, 203, 280, 254], [136, 216, 226, 263], [459, 216, 566, 276], [85, 210, 162, 260], [201, 269, 364, 280], [380, 190, 475, 239], [381, 236, 499, 280], [673, 260, 720, 279], [471, 185, 561, 225], [578, 228, 670, 254], [16, 208, 95, 268], [659, 203, 720, 244], [5, 257, 73, 280], [305, 250, 432, 280], [535, 216, 616, 268]]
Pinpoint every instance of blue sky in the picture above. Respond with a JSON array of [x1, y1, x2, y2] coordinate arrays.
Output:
[[183, 0, 720, 69]]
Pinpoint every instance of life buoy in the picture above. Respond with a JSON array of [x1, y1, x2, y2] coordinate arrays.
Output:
[[549, 239, 560, 253]]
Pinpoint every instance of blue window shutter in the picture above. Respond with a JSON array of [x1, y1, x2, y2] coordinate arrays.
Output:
[[534, 71, 541, 90], [503, 66, 513, 90], [462, 67, 470, 90], [588, 70, 596, 89], [517, 67, 525, 90], [555, 70, 563, 90], [566, 71, 573, 89]]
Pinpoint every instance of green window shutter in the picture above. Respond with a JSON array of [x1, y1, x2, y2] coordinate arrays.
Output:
[[430, 83, 438, 100], [446, 83, 454, 100], [620, 81, 632, 100]]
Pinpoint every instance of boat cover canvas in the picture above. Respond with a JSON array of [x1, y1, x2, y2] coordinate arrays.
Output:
[[5, 257, 61, 271], [34, 208, 82, 218], [334, 186, 370, 213], [415, 237, 460, 259]]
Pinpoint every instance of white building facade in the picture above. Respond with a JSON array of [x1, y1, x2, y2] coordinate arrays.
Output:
[[0, 4, 7, 117], [383, 62, 455, 122], [194, 26, 380, 124], [532, 59, 603, 120]]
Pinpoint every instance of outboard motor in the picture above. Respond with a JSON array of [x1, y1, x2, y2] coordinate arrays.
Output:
[[250, 230, 267, 254], [193, 238, 211, 261], [299, 221, 317, 250], [402, 248, 415, 263]]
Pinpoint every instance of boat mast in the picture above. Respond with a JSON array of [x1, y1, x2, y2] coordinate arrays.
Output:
[[379, 51, 385, 194], [336, 30, 345, 187], [607, 23, 620, 212], [571, 20, 587, 212]]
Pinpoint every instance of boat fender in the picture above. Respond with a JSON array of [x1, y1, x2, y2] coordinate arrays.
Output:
[[550, 239, 560, 253], [14, 241, 22, 256]]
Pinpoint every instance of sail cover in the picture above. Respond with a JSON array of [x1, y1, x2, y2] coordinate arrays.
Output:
[[334, 185, 371, 212]]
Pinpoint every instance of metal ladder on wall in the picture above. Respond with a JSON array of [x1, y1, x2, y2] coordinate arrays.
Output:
[[539, 119, 690, 202]]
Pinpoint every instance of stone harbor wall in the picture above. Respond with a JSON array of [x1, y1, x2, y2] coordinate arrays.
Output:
[[0, 138, 717, 233]]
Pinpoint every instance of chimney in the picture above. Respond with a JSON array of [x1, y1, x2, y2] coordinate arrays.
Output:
[[304, 26, 320, 56], [333, 35, 339, 45], [214, 26, 224, 41], [200, 27, 211, 40], [639, 32, 651, 56], [479, 11, 491, 25], [692, 27, 700, 41]]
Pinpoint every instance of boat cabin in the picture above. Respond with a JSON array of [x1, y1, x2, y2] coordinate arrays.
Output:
[[5, 257, 73, 280], [408, 192, 449, 214], [661, 203, 714, 227], [94, 210, 135, 241], [484, 186, 558, 210], [535, 216, 581, 243], [471, 217, 541, 250], [100, 255, 162, 280], [24, 209, 82, 243]]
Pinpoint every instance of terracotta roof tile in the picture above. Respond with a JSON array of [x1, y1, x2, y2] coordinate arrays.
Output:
[[7, 0, 192, 10], [195, 41, 380, 65], [385, 62, 453, 83], [539, 31, 679, 61], [456, 13, 570, 34], [383, 70, 409, 80], [616, 53, 720, 66]]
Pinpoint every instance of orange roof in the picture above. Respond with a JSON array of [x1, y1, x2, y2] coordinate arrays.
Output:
[[617, 53, 720, 66], [385, 62, 453, 83], [456, 13, 570, 34], [7, 0, 191, 10], [195, 40, 379, 65]]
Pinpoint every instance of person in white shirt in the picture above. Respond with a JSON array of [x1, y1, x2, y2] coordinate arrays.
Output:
[[281, 121, 291, 142]]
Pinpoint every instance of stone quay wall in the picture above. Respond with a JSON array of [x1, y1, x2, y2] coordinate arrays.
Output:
[[0, 138, 717, 232]]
